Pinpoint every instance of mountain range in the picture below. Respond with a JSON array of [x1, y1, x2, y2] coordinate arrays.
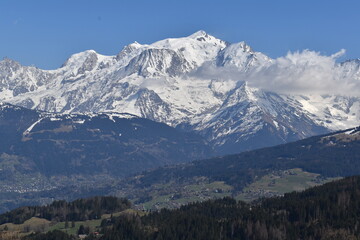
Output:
[[1, 31, 360, 153]]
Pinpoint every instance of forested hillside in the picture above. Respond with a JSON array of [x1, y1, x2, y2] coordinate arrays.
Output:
[[113, 126, 360, 208]]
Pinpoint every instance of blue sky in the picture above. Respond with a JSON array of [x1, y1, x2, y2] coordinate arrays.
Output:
[[1, 0, 360, 69]]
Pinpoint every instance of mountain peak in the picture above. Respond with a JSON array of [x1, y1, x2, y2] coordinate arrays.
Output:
[[0, 57, 20, 65], [0, 57, 22, 72], [341, 58, 360, 64], [116, 41, 148, 63], [61, 50, 99, 68], [148, 30, 227, 69], [127, 41, 144, 49], [188, 30, 209, 38], [235, 41, 253, 53], [187, 30, 221, 43], [215, 41, 272, 69]]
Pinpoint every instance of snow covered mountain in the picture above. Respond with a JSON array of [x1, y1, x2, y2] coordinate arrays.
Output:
[[1, 30, 359, 154]]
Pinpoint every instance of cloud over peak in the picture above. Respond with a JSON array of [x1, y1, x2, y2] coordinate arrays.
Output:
[[193, 48, 360, 96], [250, 49, 360, 96]]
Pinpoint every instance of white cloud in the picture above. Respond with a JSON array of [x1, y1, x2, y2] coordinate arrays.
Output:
[[190, 49, 360, 96], [246, 49, 360, 96]]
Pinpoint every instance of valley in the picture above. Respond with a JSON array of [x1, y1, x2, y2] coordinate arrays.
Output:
[[1, 125, 357, 213], [2, 176, 360, 239]]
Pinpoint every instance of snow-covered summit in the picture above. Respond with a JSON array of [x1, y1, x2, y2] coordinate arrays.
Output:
[[151, 30, 227, 68], [61, 50, 117, 73], [216, 41, 272, 69], [188, 30, 210, 38]]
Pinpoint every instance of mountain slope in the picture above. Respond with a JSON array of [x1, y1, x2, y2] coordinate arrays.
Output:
[[0, 103, 211, 212], [191, 82, 329, 153], [0, 103, 211, 177], [111, 126, 360, 209]]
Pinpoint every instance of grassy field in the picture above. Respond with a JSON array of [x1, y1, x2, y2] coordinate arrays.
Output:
[[0, 217, 50, 232], [137, 171, 339, 209], [0, 209, 144, 237], [139, 181, 234, 210], [237, 168, 339, 202], [47, 218, 102, 235]]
